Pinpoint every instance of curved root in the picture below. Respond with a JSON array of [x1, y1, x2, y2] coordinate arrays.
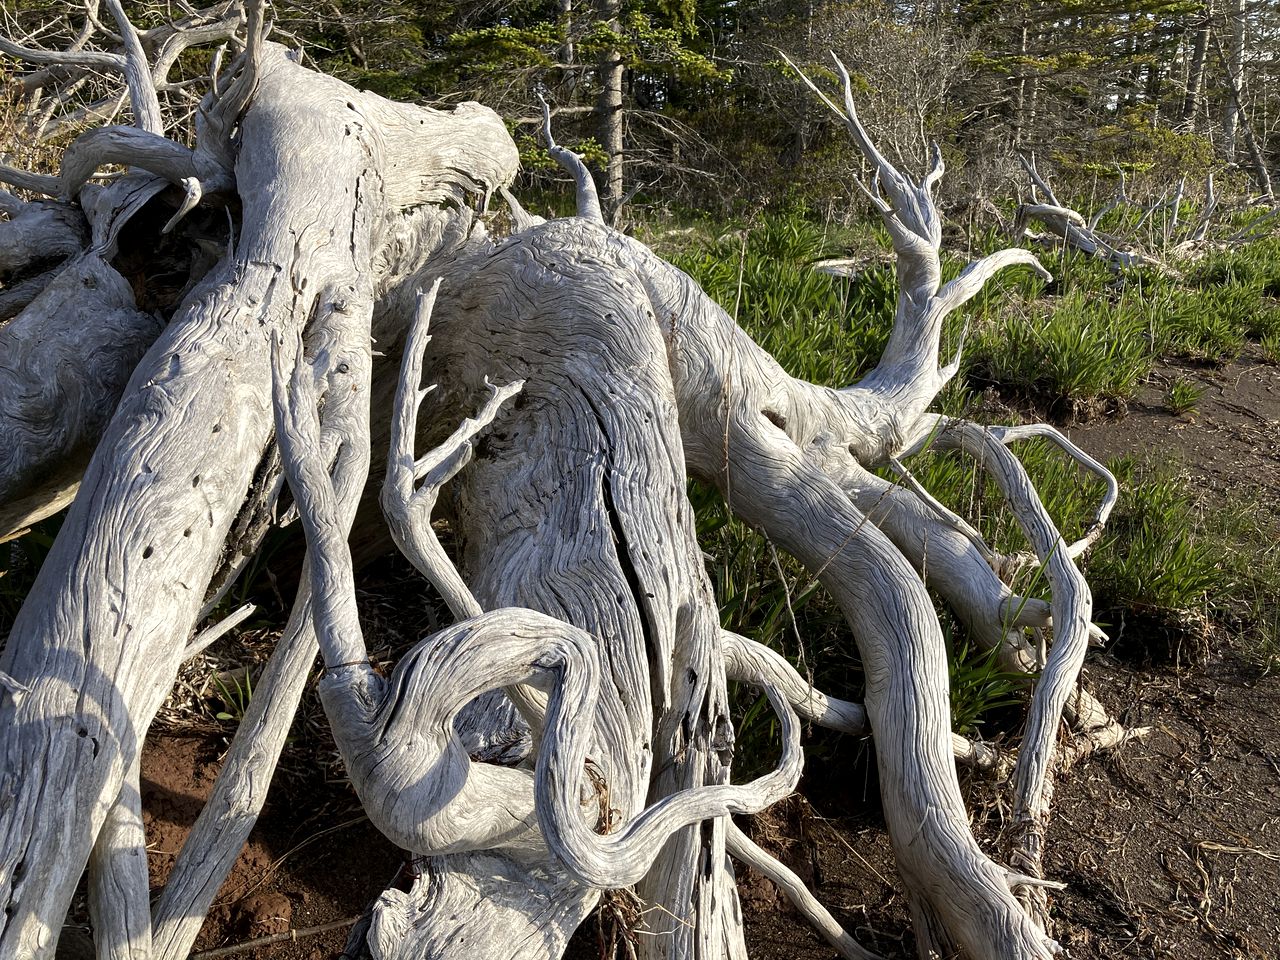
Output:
[[915, 415, 1098, 916]]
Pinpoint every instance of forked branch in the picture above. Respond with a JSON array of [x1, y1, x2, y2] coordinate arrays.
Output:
[[381, 278, 523, 621], [273, 308, 804, 885], [784, 52, 1050, 452], [538, 93, 604, 223]]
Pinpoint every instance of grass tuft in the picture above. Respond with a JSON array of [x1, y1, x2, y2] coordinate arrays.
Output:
[[967, 293, 1152, 412], [1164, 377, 1206, 415]]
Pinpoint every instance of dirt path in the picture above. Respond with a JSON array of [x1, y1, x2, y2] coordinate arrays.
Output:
[[1047, 656, 1280, 959]]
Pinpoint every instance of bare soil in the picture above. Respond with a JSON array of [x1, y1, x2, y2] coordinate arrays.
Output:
[[65, 353, 1280, 960], [1070, 346, 1280, 525]]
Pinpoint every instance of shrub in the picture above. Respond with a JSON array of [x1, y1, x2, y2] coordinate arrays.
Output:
[[1165, 377, 1206, 415]]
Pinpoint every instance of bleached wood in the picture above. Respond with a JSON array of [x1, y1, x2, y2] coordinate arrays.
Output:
[[381, 280, 512, 621], [275, 245, 818, 956], [56, 126, 231, 202], [356, 225, 808, 954], [0, 39, 517, 958], [722, 630, 1006, 773], [0, 17, 1147, 959], [0, 253, 163, 539], [785, 55, 1052, 464], [538, 94, 604, 223], [971, 421, 1117, 560], [510, 58, 1116, 947], [86, 761, 151, 960], [415, 228, 750, 960], [912, 416, 1099, 918], [473, 208, 1052, 955], [0, 194, 87, 273], [378, 280, 549, 737], [340, 58, 1122, 954], [101, 0, 163, 135], [723, 630, 867, 735], [1017, 154, 1158, 269], [154, 293, 376, 959]]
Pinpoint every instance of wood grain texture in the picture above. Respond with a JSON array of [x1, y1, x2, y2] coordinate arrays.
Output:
[[0, 253, 162, 538], [0, 40, 517, 958]]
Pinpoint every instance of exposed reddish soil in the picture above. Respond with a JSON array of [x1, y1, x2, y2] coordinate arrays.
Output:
[[61, 354, 1280, 960], [138, 736, 401, 958]]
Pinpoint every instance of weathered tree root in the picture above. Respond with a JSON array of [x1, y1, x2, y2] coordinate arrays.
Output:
[[722, 630, 1009, 774], [0, 4, 517, 954], [0, 251, 163, 539], [0, 9, 1151, 956], [369, 207, 769, 958], [488, 55, 1140, 955], [1015, 156, 1227, 268], [274, 326, 805, 874]]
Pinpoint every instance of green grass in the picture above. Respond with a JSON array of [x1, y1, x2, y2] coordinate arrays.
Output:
[[1087, 459, 1234, 614], [948, 634, 1029, 737], [967, 292, 1154, 410], [672, 216, 895, 386], [1158, 287, 1253, 363], [1263, 332, 1280, 364], [1186, 237, 1280, 295], [213, 669, 255, 722], [1082, 457, 1280, 663]]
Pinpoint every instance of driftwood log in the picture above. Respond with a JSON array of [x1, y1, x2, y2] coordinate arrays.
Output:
[[1014, 155, 1229, 268], [1, 6, 1138, 959]]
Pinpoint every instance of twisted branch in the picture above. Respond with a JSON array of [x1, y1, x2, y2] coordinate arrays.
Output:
[[273, 320, 804, 884]]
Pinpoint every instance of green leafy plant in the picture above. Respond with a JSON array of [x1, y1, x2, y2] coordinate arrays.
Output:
[[673, 214, 893, 387], [213, 669, 254, 723], [947, 634, 1030, 736], [1086, 459, 1235, 625], [1158, 288, 1249, 364], [1262, 332, 1280, 364], [968, 291, 1153, 410], [0, 517, 63, 631], [1165, 377, 1206, 415]]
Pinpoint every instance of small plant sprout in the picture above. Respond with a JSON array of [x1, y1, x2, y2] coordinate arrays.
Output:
[[1262, 332, 1280, 364], [1165, 376, 1207, 415], [213, 669, 254, 722]]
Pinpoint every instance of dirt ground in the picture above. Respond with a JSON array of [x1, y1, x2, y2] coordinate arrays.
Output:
[[1071, 346, 1280, 525], [63, 352, 1280, 960]]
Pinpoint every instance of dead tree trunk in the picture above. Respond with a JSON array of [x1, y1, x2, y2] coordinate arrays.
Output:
[[0, 7, 517, 956], [1222, 0, 1246, 160], [1, 10, 1138, 960], [594, 0, 626, 223], [1182, 0, 1213, 127]]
